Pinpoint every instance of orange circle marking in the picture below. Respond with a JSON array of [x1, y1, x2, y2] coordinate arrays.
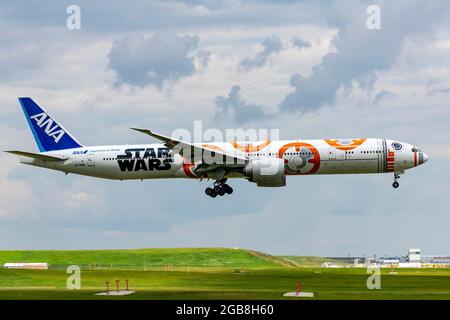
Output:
[[324, 138, 366, 151], [278, 142, 321, 175], [230, 140, 271, 153]]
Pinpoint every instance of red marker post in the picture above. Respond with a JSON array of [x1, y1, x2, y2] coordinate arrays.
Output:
[[106, 281, 110, 292], [115, 280, 120, 292], [125, 279, 129, 291]]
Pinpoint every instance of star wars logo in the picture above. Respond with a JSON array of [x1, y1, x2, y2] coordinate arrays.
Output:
[[117, 147, 173, 171]]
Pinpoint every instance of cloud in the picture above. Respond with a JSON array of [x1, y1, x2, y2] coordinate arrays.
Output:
[[62, 190, 105, 212], [195, 50, 211, 69], [0, 176, 37, 220], [280, 0, 449, 113], [108, 32, 200, 88], [291, 36, 310, 49], [0, 153, 38, 220], [373, 90, 395, 105], [240, 35, 282, 71], [0, 1, 334, 32], [214, 85, 267, 124], [427, 87, 450, 96], [1, 0, 450, 255], [426, 79, 450, 96]]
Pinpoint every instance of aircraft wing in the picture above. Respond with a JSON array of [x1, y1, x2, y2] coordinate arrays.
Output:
[[5, 150, 68, 162], [130, 128, 247, 165]]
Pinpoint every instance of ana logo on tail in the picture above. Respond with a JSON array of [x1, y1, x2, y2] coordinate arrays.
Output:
[[19, 97, 82, 151], [29, 112, 66, 143]]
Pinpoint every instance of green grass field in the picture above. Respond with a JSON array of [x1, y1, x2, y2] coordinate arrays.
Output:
[[0, 248, 283, 268], [0, 248, 449, 300]]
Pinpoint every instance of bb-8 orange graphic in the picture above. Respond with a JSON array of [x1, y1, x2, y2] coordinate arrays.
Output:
[[278, 142, 321, 175], [324, 138, 366, 150]]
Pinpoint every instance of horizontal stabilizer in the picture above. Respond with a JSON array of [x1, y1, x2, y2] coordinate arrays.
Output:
[[4, 150, 68, 162]]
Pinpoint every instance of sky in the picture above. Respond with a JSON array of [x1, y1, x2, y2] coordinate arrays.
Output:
[[1, 0, 450, 256]]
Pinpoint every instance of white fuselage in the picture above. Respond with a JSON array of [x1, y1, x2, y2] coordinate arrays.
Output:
[[19, 138, 427, 181]]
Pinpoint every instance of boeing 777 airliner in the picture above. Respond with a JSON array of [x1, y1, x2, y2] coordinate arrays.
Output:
[[6, 98, 428, 197]]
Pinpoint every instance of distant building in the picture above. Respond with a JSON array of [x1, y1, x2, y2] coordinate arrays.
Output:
[[325, 256, 364, 264], [408, 248, 421, 263], [321, 262, 342, 268], [330, 248, 450, 269], [379, 259, 400, 267], [4, 263, 48, 270], [422, 255, 450, 264]]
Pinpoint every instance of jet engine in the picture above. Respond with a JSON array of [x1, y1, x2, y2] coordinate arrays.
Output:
[[243, 158, 286, 187]]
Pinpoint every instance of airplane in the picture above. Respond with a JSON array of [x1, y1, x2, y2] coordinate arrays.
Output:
[[6, 98, 429, 197]]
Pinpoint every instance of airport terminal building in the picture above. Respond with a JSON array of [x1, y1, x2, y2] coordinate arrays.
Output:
[[328, 248, 450, 268], [376, 249, 450, 268]]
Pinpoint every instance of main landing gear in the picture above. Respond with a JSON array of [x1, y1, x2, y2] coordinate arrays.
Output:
[[205, 179, 233, 198], [392, 172, 400, 189]]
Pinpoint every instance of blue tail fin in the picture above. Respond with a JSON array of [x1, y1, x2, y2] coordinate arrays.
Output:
[[19, 97, 82, 152]]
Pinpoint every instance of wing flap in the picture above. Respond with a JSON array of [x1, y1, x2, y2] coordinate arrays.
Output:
[[130, 128, 248, 165]]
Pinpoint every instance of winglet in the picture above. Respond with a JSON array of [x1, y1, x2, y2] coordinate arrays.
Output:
[[130, 128, 178, 149], [130, 127, 151, 135]]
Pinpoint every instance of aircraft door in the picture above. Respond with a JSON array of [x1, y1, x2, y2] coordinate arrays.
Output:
[[87, 154, 95, 166], [329, 148, 345, 160], [336, 149, 346, 160]]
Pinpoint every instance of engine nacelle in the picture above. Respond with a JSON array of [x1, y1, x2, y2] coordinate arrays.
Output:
[[243, 158, 286, 187]]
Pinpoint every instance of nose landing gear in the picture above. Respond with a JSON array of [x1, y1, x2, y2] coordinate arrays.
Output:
[[205, 179, 233, 198]]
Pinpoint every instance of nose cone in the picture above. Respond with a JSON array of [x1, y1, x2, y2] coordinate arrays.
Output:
[[422, 152, 429, 163]]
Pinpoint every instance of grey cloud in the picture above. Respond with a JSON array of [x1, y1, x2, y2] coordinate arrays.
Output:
[[291, 36, 310, 49], [373, 90, 395, 105], [214, 85, 267, 124], [172, 0, 227, 10], [240, 35, 282, 71], [427, 87, 450, 96], [426, 79, 450, 96], [0, 1, 333, 32], [196, 50, 211, 68], [108, 32, 200, 88], [280, 1, 448, 113]]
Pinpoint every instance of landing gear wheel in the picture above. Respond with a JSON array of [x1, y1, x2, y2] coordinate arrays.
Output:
[[224, 184, 233, 194], [207, 179, 233, 197], [205, 187, 213, 196], [392, 181, 399, 189]]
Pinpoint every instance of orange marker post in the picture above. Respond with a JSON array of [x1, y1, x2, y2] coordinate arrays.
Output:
[[296, 281, 302, 295]]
